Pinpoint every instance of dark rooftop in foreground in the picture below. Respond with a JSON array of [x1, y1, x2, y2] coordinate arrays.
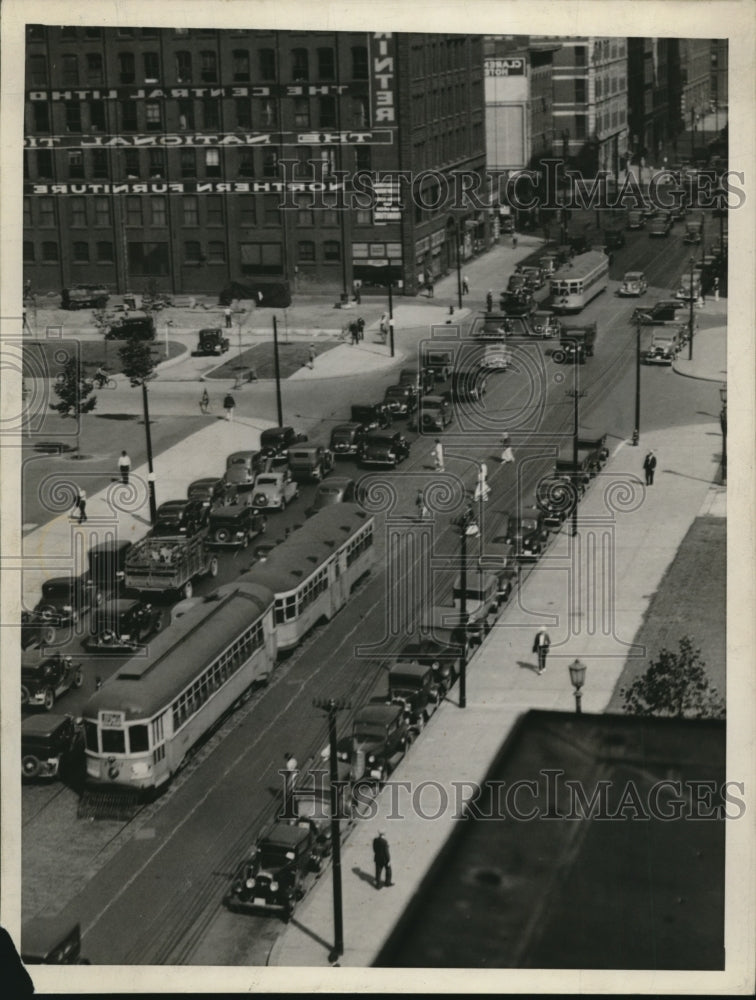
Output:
[[376, 710, 725, 970]]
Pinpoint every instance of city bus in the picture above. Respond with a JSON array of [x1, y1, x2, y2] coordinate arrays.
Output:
[[549, 251, 610, 313], [239, 503, 375, 652], [82, 581, 277, 794]]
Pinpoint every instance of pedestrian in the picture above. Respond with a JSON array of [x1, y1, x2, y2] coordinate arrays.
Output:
[[199, 388, 210, 414], [76, 488, 87, 523], [713, 276, 720, 301], [532, 625, 551, 675], [349, 321, 358, 345], [223, 392, 235, 422], [473, 461, 490, 502], [432, 438, 445, 472], [462, 275, 470, 295], [283, 751, 298, 818], [353, 279, 362, 304], [224, 306, 233, 329], [307, 343, 316, 369], [512, 234, 518, 249], [373, 830, 392, 889], [379, 312, 389, 341], [415, 489, 429, 520], [118, 450, 131, 485], [642, 449, 657, 486], [357, 317, 365, 342], [486, 290, 493, 313], [501, 433, 514, 464], [427, 274, 434, 298]]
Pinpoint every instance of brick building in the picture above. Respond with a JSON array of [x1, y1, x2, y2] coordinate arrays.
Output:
[[23, 26, 486, 299], [626, 38, 677, 165]]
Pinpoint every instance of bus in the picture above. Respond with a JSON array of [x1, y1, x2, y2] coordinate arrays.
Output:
[[82, 580, 277, 794], [239, 503, 375, 651], [549, 251, 609, 313]]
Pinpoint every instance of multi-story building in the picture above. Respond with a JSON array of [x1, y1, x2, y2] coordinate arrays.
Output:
[[710, 39, 727, 112], [627, 38, 676, 165], [677, 37, 711, 136], [23, 27, 486, 298]]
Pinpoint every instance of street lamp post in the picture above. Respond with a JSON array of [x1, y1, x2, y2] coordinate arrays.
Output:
[[687, 254, 696, 361], [566, 379, 587, 538], [455, 219, 463, 310], [634, 318, 642, 445], [387, 276, 395, 358], [141, 380, 157, 523], [457, 505, 477, 710], [568, 659, 587, 713], [719, 384, 727, 486], [272, 315, 283, 426]]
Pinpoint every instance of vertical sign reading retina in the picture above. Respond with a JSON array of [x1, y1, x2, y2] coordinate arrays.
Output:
[[371, 32, 395, 124]]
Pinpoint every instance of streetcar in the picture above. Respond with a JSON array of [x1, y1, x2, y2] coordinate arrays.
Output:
[[81, 580, 277, 793], [238, 503, 374, 652], [549, 251, 609, 313]]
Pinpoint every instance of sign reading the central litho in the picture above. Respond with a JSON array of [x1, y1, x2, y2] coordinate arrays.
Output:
[[23, 130, 395, 149]]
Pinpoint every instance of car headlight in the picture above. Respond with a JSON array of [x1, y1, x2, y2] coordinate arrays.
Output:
[[245, 877, 256, 889], [270, 881, 279, 892], [63, 605, 73, 612], [367, 753, 376, 764]]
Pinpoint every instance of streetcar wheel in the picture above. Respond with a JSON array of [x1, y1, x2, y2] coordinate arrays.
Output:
[[182, 580, 194, 600], [43, 688, 55, 711], [22, 756, 41, 778]]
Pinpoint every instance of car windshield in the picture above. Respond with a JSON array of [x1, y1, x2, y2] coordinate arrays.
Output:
[[353, 723, 386, 741], [368, 436, 393, 447], [256, 476, 277, 486], [258, 846, 297, 869], [625, 273, 643, 281], [42, 582, 73, 597], [317, 487, 342, 497]]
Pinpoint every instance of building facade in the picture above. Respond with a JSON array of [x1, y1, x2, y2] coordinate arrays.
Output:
[[627, 37, 676, 165], [678, 37, 711, 134], [23, 27, 486, 298]]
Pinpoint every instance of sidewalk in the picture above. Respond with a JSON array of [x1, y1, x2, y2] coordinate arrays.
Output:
[[270, 312, 727, 967]]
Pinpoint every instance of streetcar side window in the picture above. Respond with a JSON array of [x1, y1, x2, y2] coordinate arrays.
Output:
[[129, 724, 149, 753], [84, 720, 99, 752], [101, 729, 126, 754]]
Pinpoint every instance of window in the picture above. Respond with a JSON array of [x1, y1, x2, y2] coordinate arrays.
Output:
[[352, 96, 369, 128], [128, 725, 149, 753], [259, 48, 276, 79], [151, 197, 167, 226], [70, 198, 87, 226], [296, 146, 314, 175], [176, 51, 192, 83], [323, 240, 341, 261], [263, 149, 279, 177], [143, 52, 160, 82], [205, 149, 221, 177], [24, 241, 35, 263], [180, 149, 196, 177], [39, 198, 55, 227], [574, 45, 587, 67], [352, 46, 368, 79], [239, 150, 255, 176], [575, 115, 587, 140], [320, 194, 338, 226], [208, 240, 226, 263], [128, 242, 169, 275], [319, 148, 336, 176], [126, 196, 143, 226], [62, 54, 79, 85], [65, 103, 82, 132], [95, 240, 113, 263], [177, 98, 194, 130], [118, 52, 136, 84], [292, 48, 309, 81], [86, 53, 103, 83], [319, 96, 336, 128], [73, 241, 90, 263], [203, 99, 220, 130], [183, 196, 199, 226], [574, 79, 586, 104], [42, 241, 59, 262], [146, 149, 164, 178], [240, 197, 256, 226], [33, 102, 50, 131], [293, 97, 310, 127], [92, 149, 108, 178], [84, 26, 101, 39], [68, 150, 85, 178], [239, 241, 282, 274], [117, 26, 135, 38], [298, 240, 315, 262], [317, 47, 335, 80], [356, 208, 372, 225], [260, 99, 277, 127], [23, 198, 32, 227], [235, 97, 252, 128], [233, 50, 250, 81], [120, 101, 138, 131], [124, 150, 140, 178], [355, 146, 371, 171], [90, 101, 106, 131], [263, 196, 281, 226], [94, 197, 111, 226], [145, 102, 162, 131], [29, 55, 48, 87], [185, 240, 202, 264], [296, 196, 314, 226], [207, 195, 223, 226], [200, 51, 218, 83]]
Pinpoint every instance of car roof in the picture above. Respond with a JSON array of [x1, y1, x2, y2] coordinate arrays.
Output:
[[261, 822, 311, 850], [209, 501, 252, 517], [624, 272, 644, 280], [95, 597, 143, 614], [261, 425, 294, 439], [390, 660, 433, 679], [199, 327, 222, 334], [422, 395, 445, 404], [157, 500, 191, 511], [366, 428, 399, 439], [332, 422, 362, 431], [22, 713, 73, 736], [354, 702, 403, 724], [189, 476, 222, 487], [41, 577, 80, 590], [88, 539, 133, 556]]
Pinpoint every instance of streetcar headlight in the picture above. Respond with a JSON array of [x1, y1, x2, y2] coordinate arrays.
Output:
[[130, 762, 150, 777]]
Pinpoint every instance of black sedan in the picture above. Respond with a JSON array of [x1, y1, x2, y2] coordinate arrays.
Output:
[[83, 598, 162, 653], [187, 476, 237, 509], [152, 499, 209, 537], [358, 430, 410, 468]]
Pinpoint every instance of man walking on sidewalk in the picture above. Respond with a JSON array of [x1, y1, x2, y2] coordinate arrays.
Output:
[[76, 488, 87, 524], [223, 392, 236, 422], [373, 831, 392, 889], [532, 625, 550, 675], [118, 450, 131, 485], [432, 439, 445, 472], [462, 275, 470, 295], [643, 449, 657, 485]]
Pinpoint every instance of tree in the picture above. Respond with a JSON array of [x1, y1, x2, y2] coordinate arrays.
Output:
[[118, 336, 159, 386], [50, 355, 97, 417], [621, 636, 725, 720]]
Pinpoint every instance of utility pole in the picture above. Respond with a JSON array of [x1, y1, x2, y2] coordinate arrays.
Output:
[[566, 378, 586, 539], [455, 219, 463, 310], [387, 277, 395, 358], [141, 380, 157, 523], [272, 315, 283, 426], [634, 318, 641, 445], [687, 255, 695, 361]]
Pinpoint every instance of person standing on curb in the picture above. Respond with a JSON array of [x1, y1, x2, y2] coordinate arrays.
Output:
[[224, 306, 233, 329], [307, 343, 316, 369], [512, 234, 518, 249], [199, 388, 210, 414], [532, 625, 550, 675], [353, 279, 362, 304], [643, 449, 657, 485], [473, 461, 490, 502], [118, 450, 131, 485], [462, 275, 470, 295], [486, 290, 493, 313], [373, 830, 392, 889], [76, 488, 87, 524], [432, 439, 445, 472], [283, 751, 298, 818], [223, 392, 236, 422], [713, 276, 720, 301]]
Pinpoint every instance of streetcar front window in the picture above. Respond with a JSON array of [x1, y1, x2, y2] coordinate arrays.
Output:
[[129, 724, 149, 753], [83, 720, 99, 752], [101, 729, 126, 754]]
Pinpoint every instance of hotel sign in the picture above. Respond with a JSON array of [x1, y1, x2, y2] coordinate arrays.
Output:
[[484, 58, 525, 76]]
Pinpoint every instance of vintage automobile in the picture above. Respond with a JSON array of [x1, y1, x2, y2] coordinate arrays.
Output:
[[306, 477, 357, 516], [642, 330, 682, 365], [187, 476, 237, 509], [61, 284, 109, 310], [675, 270, 702, 301], [641, 202, 658, 220], [152, 499, 209, 538], [632, 299, 687, 326], [87, 539, 133, 595], [420, 347, 455, 382], [21, 652, 84, 712], [500, 214, 515, 233], [471, 535, 518, 601], [395, 638, 461, 695], [577, 433, 610, 474], [603, 228, 626, 250], [208, 502, 267, 547], [627, 209, 645, 230], [514, 264, 546, 290], [337, 703, 411, 784], [478, 344, 513, 371], [224, 450, 267, 490], [329, 422, 368, 457], [528, 310, 561, 339], [567, 231, 592, 254], [649, 212, 673, 237], [507, 273, 529, 294], [225, 823, 322, 920], [499, 289, 536, 317], [417, 394, 453, 432], [387, 661, 441, 733], [287, 445, 334, 482], [535, 475, 578, 529], [503, 509, 549, 561], [195, 327, 230, 355], [83, 598, 162, 653], [259, 425, 308, 461], [105, 311, 156, 340], [683, 219, 703, 244], [21, 610, 58, 650], [358, 429, 410, 468], [538, 254, 559, 276], [350, 402, 392, 431], [21, 916, 89, 965], [551, 323, 597, 364], [250, 470, 299, 510], [399, 367, 435, 395], [618, 271, 648, 297], [22, 713, 84, 781], [383, 383, 418, 418], [33, 575, 102, 627]]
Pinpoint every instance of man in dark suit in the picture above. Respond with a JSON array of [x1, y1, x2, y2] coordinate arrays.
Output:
[[643, 450, 657, 485], [533, 626, 551, 675], [373, 831, 392, 889]]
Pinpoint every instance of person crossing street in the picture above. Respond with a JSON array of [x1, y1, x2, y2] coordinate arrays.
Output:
[[431, 439, 445, 472]]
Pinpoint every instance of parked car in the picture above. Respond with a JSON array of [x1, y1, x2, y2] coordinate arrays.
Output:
[[421, 347, 455, 382], [250, 470, 299, 510], [22, 713, 84, 782], [259, 425, 308, 461], [288, 445, 334, 482], [207, 502, 267, 547], [21, 652, 83, 712], [507, 273, 529, 294], [21, 610, 58, 650], [306, 477, 357, 516], [383, 383, 418, 418], [515, 264, 546, 290], [83, 598, 162, 653], [567, 232, 592, 254], [683, 219, 703, 244], [225, 450, 267, 490], [329, 422, 368, 457], [195, 327, 230, 355], [642, 329, 683, 365], [33, 575, 102, 627], [359, 429, 410, 468], [648, 212, 673, 237], [152, 498, 209, 538], [399, 367, 435, 395], [618, 271, 648, 297], [350, 402, 392, 431], [603, 228, 626, 249], [280, 782, 353, 858], [503, 509, 549, 561], [395, 638, 461, 695], [417, 394, 452, 432], [627, 209, 645, 230], [499, 289, 536, 317], [87, 539, 133, 595], [632, 299, 687, 325], [337, 702, 411, 783], [528, 310, 561, 339], [105, 311, 156, 340], [187, 476, 237, 509], [538, 254, 559, 276], [387, 661, 441, 733], [225, 823, 323, 920], [61, 284, 109, 310], [21, 917, 88, 965]]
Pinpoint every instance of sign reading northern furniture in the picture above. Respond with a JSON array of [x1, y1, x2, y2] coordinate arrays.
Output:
[[25, 180, 346, 195]]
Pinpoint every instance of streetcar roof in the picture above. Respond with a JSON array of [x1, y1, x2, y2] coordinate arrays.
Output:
[[551, 251, 609, 281]]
